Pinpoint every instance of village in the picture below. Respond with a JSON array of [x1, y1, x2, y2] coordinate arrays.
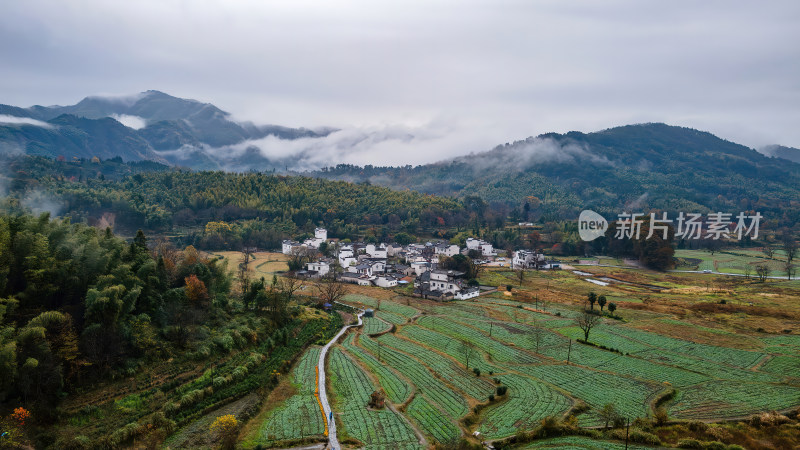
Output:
[[281, 227, 563, 301]]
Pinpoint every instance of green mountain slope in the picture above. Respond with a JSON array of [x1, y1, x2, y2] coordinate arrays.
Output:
[[314, 123, 800, 224]]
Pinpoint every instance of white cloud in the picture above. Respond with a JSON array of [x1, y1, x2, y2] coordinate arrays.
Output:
[[111, 114, 147, 130], [1, 0, 799, 158], [0, 114, 53, 128], [206, 119, 499, 170]]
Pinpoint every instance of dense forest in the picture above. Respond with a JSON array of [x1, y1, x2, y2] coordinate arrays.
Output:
[[2, 155, 471, 248], [1, 152, 792, 267], [0, 211, 346, 447]]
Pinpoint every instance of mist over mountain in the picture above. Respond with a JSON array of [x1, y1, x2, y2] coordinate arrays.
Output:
[[760, 144, 800, 164], [0, 90, 331, 167], [312, 123, 800, 219], [2, 92, 800, 222]]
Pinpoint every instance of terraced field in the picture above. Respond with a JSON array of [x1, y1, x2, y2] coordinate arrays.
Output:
[[255, 347, 325, 443], [248, 282, 800, 446], [476, 374, 572, 439], [328, 348, 421, 448]]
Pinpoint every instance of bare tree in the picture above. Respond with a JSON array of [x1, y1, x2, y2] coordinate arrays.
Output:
[[238, 246, 257, 296], [763, 246, 775, 259], [516, 268, 525, 286], [458, 339, 477, 369], [743, 264, 752, 280], [786, 262, 796, 281], [529, 318, 543, 354], [279, 274, 304, 302], [315, 276, 348, 305], [576, 310, 601, 342], [288, 246, 315, 271], [783, 233, 797, 265], [755, 264, 770, 282]]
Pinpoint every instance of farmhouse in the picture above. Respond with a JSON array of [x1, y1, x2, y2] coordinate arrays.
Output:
[[434, 243, 461, 257], [306, 260, 330, 277], [281, 240, 305, 255], [465, 238, 496, 257], [512, 250, 545, 269]]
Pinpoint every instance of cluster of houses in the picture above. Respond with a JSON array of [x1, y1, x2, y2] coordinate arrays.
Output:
[[282, 228, 558, 301]]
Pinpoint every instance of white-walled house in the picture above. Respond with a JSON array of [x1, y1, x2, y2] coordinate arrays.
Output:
[[282, 240, 305, 255], [386, 243, 404, 257], [454, 288, 480, 300], [465, 238, 496, 256], [434, 243, 461, 257], [365, 244, 388, 259], [306, 261, 330, 277], [373, 275, 398, 288], [512, 250, 545, 269], [303, 227, 328, 249], [411, 260, 431, 276], [428, 270, 462, 294]]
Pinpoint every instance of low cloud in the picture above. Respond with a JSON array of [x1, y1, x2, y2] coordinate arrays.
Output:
[[21, 189, 64, 217], [194, 120, 500, 171], [111, 114, 147, 130], [455, 136, 614, 173], [0, 114, 54, 128]]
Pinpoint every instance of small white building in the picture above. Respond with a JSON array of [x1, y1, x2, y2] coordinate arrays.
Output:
[[428, 270, 462, 294], [373, 275, 398, 288], [365, 244, 388, 259], [454, 288, 480, 300], [306, 261, 330, 277], [411, 260, 431, 276], [434, 243, 461, 257], [512, 250, 545, 269], [282, 240, 304, 255], [465, 238, 496, 256], [302, 227, 328, 249]]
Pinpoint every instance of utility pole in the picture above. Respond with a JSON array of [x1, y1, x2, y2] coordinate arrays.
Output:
[[567, 339, 572, 364], [625, 417, 630, 449]]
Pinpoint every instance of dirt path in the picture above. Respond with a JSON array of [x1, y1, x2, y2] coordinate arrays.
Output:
[[318, 304, 364, 449]]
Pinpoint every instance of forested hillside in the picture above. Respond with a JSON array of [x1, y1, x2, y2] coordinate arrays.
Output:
[[1, 155, 469, 249], [0, 212, 344, 448], [315, 124, 800, 230]]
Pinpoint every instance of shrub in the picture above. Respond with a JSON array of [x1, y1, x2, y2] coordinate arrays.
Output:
[[654, 407, 669, 425], [687, 421, 709, 432], [210, 414, 239, 450], [497, 386, 508, 396], [677, 438, 704, 449], [489, 394, 495, 402], [473, 367, 481, 376], [180, 389, 205, 407], [232, 366, 248, 380], [629, 430, 661, 446], [163, 401, 179, 416], [214, 334, 235, 353], [213, 376, 227, 389]]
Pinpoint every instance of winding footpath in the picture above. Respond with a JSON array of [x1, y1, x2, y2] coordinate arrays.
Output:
[[317, 304, 364, 450]]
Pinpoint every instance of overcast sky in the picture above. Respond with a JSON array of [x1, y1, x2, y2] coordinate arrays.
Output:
[[2, 0, 799, 165]]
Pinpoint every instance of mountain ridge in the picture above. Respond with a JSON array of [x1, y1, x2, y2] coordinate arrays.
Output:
[[0, 91, 331, 164]]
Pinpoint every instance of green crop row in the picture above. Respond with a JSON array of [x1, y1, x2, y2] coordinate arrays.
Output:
[[477, 373, 571, 439], [329, 348, 420, 447], [406, 395, 461, 443], [341, 334, 411, 404], [358, 335, 469, 419]]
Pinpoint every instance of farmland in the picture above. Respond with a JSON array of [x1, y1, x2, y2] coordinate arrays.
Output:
[[225, 254, 800, 448]]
